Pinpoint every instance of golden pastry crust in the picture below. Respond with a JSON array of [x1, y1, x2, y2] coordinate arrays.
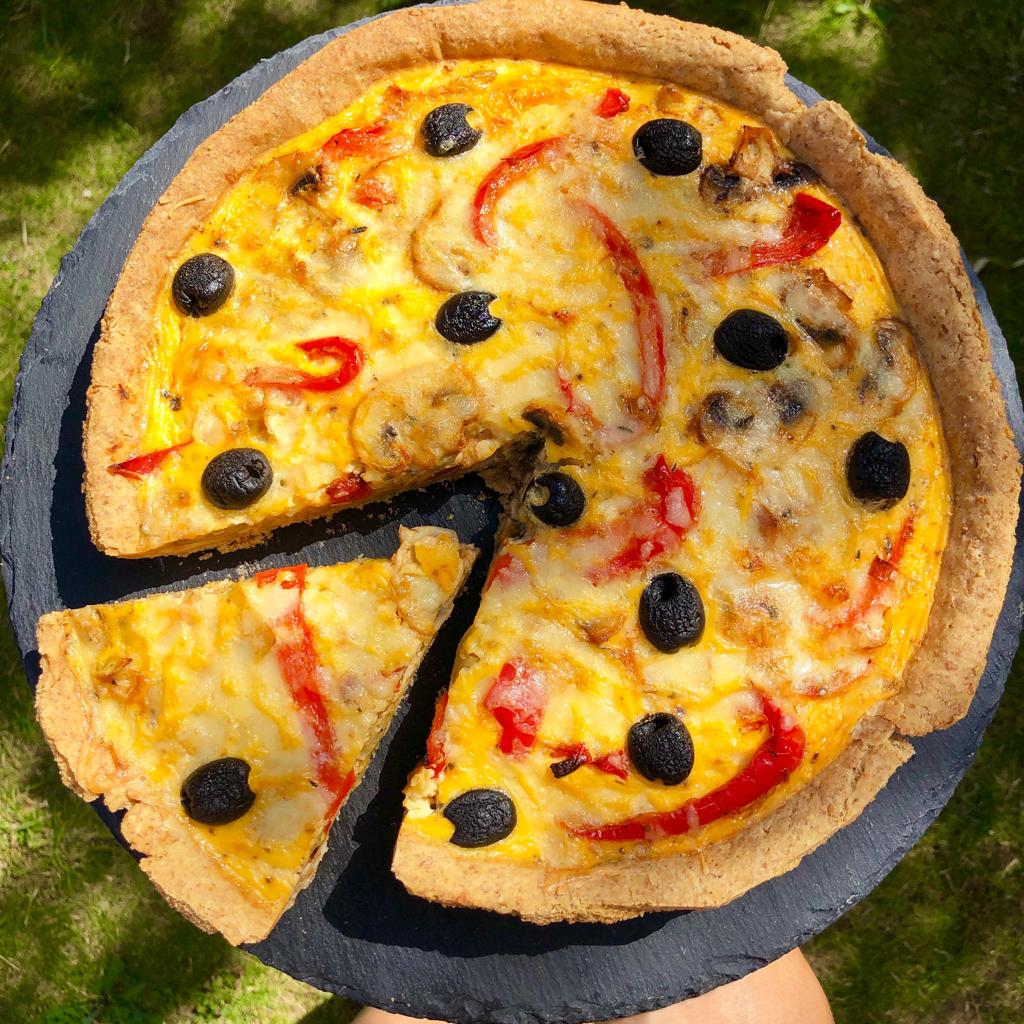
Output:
[[35, 529, 475, 944], [83, 0, 1019, 920], [393, 717, 911, 922]]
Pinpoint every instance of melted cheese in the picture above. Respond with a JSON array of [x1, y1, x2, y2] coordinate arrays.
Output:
[[130, 61, 950, 867], [62, 528, 466, 912]]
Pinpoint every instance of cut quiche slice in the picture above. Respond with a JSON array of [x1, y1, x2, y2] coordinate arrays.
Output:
[[35, 527, 474, 943]]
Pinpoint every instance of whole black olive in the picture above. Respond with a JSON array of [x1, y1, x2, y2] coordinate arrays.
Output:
[[632, 119, 703, 176], [639, 572, 705, 653], [422, 103, 482, 158], [846, 431, 910, 508], [627, 713, 694, 786], [181, 757, 256, 825], [443, 789, 517, 847], [435, 291, 502, 345], [201, 448, 273, 510], [171, 253, 235, 317], [529, 471, 585, 527], [714, 309, 789, 371]]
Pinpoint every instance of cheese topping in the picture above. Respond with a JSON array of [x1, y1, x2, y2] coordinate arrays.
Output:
[[124, 61, 949, 865]]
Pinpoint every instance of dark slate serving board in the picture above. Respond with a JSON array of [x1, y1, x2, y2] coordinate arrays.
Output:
[[2, 4, 1022, 1022]]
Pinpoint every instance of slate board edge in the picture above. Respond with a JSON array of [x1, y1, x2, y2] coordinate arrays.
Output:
[[1, 5, 1022, 1023]]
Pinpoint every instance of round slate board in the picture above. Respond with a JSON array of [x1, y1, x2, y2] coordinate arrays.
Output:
[[2, 5, 1023, 1022]]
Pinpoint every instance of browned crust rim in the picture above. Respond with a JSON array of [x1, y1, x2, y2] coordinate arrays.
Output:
[[83, 0, 1020, 920], [34, 532, 476, 944], [394, 717, 912, 922]]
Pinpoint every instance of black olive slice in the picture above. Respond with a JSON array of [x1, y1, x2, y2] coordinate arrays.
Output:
[[171, 253, 235, 317], [181, 757, 256, 825], [627, 713, 694, 786], [443, 789, 516, 847], [528, 471, 585, 527], [639, 572, 705, 653], [714, 309, 789, 371], [632, 119, 703, 176], [435, 291, 502, 345], [422, 103, 482, 158], [846, 431, 910, 508], [201, 448, 273, 510]]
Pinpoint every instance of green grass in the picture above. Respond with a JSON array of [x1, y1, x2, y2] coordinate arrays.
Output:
[[0, 0, 1021, 1021]]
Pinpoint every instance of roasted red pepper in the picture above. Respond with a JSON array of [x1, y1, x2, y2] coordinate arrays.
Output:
[[247, 336, 364, 392], [556, 365, 602, 430], [485, 552, 528, 590], [833, 516, 914, 630], [588, 454, 700, 582], [596, 88, 630, 118], [425, 691, 449, 778], [325, 472, 371, 505], [592, 749, 629, 780], [570, 691, 805, 841], [472, 136, 566, 246], [322, 122, 389, 158], [108, 441, 191, 478], [353, 176, 397, 209], [265, 566, 353, 817], [483, 659, 547, 756], [576, 201, 666, 409], [708, 192, 841, 276]]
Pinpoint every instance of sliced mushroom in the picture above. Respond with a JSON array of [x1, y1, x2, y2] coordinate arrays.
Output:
[[767, 378, 816, 441], [857, 317, 920, 417], [352, 362, 484, 473], [779, 268, 855, 361], [698, 125, 785, 207], [411, 197, 477, 292]]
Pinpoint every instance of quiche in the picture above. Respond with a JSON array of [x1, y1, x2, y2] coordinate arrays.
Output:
[[74, 0, 1018, 924], [35, 527, 474, 943]]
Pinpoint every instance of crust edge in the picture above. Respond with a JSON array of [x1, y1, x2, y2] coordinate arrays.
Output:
[[394, 715, 912, 922]]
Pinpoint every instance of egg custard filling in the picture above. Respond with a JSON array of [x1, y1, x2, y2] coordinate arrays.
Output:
[[36, 528, 473, 943], [84, 59, 951, 913]]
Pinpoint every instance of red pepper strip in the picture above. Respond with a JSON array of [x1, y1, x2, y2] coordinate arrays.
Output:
[[832, 516, 915, 630], [592, 749, 629, 780], [425, 691, 449, 778], [571, 691, 805, 842], [108, 440, 191, 478], [322, 122, 389, 158], [483, 659, 547, 756], [268, 566, 352, 817], [596, 88, 630, 118], [485, 552, 528, 590], [588, 454, 700, 582], [576, 201, 666, 409], [472, 136, 566, 246], [248, 336, 364, 392], [326, 472, 371, 505], [353, 176, 396, 209], [709, 192, 841, 277], [556, 365, 602, 430]]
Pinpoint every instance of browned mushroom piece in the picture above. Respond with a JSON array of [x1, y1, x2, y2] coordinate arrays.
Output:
[[352, 362, 485, 473], [779, 267, 855, 365], [856, 317, 920, 418], [410, 196, 478, 292]]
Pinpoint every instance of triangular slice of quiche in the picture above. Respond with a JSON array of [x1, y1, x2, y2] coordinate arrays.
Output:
[[35, 527, 474, 943]]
